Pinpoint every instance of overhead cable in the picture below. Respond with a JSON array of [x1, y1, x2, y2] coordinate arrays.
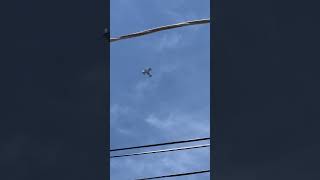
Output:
[[110, 137, 210, 152], [108, 18, 210, 43], [110, 144, 210, 158], [136, 169, 210, 180]]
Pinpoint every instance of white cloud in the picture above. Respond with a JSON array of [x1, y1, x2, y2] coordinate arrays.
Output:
[[156, 32, 183, 52], [144, 108, 210, 138], [133, 79, 157, 101], [159, 63, 179, 73], [110, 104, 131, 123], [110, 104, 137, 136], [110, 0, 146, 36], [165, 10, 198, 22]]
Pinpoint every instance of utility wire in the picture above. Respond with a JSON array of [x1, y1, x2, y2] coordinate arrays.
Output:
[[110, 144, 210, 159], [136, 170, 210, 180], [108, 18, 210, 43], [110, 137, 210, 152]]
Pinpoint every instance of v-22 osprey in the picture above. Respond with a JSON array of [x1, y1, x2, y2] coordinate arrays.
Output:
[[142, 68, 152, 77]]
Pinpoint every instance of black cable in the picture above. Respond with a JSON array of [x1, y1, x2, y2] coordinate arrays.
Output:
[[136, 170, 210, 180], [109, 18, 210, 42], [110, 144, 210, 159], [110, 137, 210, 152]]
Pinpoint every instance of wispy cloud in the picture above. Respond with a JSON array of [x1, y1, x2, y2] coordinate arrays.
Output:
[[133, 78, 158, 99], [165, 10, 198, 23], [110, 0, 146, 36], [156, 32, 183, 52], [110, 104, 137, 136], [144, 107, 210, 138], [111, 104, 131, 123]]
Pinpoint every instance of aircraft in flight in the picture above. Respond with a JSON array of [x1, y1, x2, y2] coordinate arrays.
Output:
[[142, 68, 152, 77]]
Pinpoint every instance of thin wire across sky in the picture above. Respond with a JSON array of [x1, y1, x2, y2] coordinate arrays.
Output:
[[110, 137, 210, 152], [110, 144, 210, 158], [108, 18, 210, 43], [136, 170, 210, 180]]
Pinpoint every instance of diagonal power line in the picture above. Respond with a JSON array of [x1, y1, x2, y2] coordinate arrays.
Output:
[[110, 137, 210, 152], [110, 144, 210, 159], [108, 18, 211, 43], [136, 170, 211, 180]]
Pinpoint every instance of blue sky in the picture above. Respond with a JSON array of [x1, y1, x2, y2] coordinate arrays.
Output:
[[110, 0, 210, 179]]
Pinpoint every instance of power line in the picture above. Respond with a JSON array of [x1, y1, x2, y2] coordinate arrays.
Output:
[[110, 137, 210, 152], [109, 18, 210, 43], [136, 170, 210, 180], [110, 144, 210, 159]]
